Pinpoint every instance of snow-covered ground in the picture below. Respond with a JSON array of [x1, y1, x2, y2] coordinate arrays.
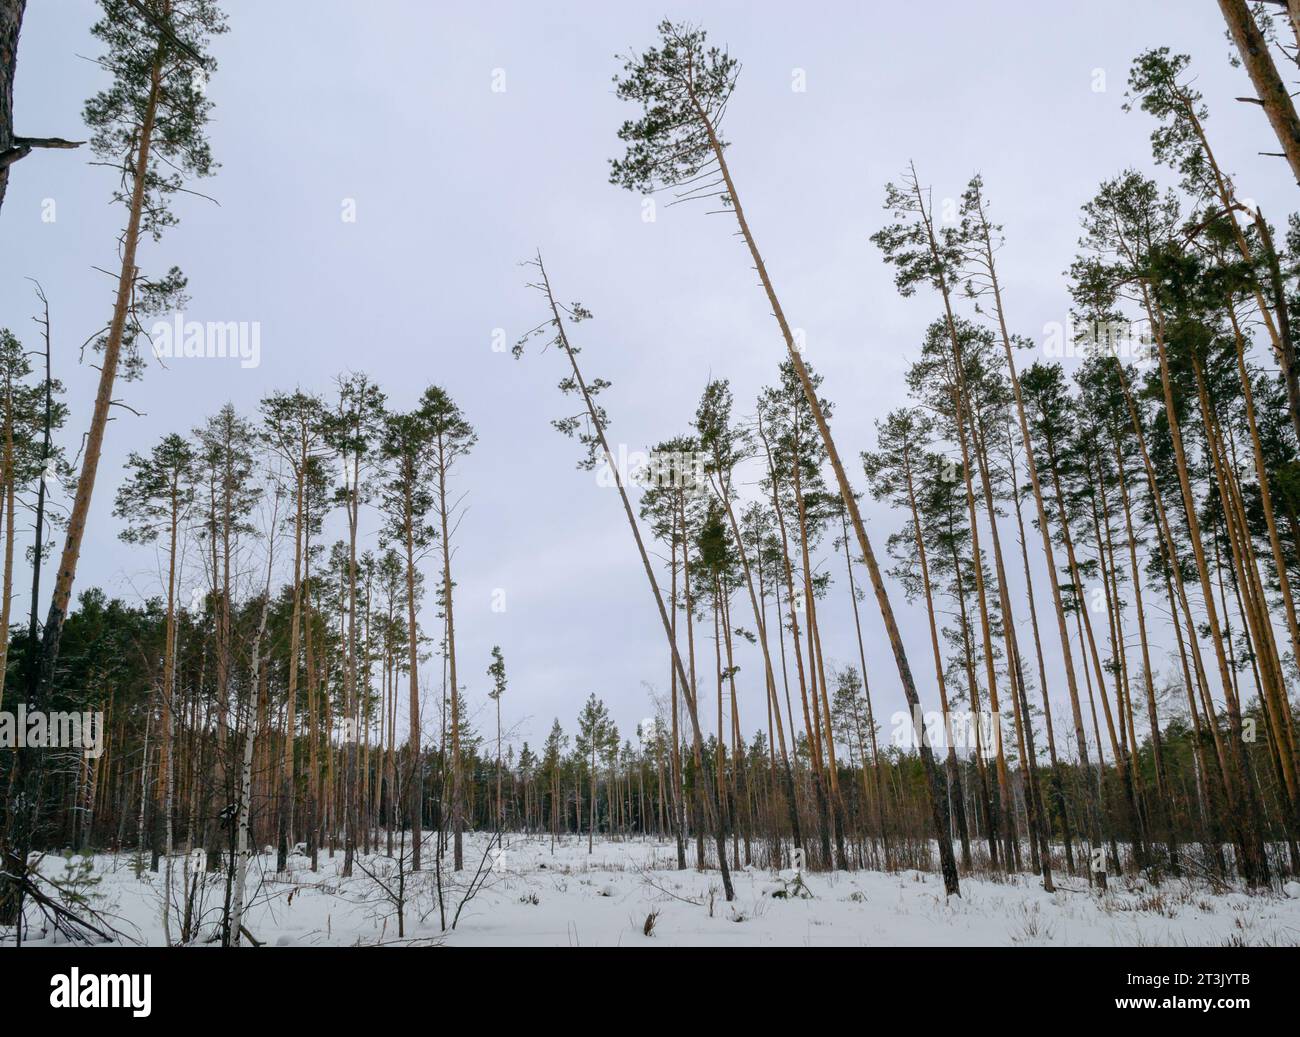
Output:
[[16, 834, 1300, 947]]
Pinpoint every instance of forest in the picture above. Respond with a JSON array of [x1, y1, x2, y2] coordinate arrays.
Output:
[[1, 0, 1300, 952]]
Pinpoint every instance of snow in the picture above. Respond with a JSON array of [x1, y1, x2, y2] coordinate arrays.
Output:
[[14, 834, 1300, 947]]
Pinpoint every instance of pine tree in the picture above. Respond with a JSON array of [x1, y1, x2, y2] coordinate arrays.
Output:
[[324, 374, 385, 876], [576, 693, 612, 854], [610, 22, 958, 894], [693, 379, 802, 857], [39, 0, 224, 704], [0, 324, 64, 711], [421, 385, 475, 871], [487, 645, 507, 829], [515, 252, 735, 899], [864, 407, 972, 871], [260, 390, 329, 872], [113, 432, 197, 872], [378, 391, 442, 869]]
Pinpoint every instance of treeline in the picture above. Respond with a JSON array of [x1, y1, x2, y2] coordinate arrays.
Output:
[[16, 571, 1290, 894]]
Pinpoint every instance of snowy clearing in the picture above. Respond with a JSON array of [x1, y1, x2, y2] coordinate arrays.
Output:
[[17, 834, 1300, 948]]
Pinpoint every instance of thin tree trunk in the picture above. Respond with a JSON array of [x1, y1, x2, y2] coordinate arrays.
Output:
[[532, 253, 735, 900], [838, 508, 894, 870], [436, 439, 463, 871], [402, 472, 423, 869], [899, 446, 970, 871], [0, 384, 15, 710], [706, 455, 803, 854]]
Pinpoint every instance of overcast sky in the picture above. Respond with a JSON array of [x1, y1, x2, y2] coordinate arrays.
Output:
[[1, 1, 1293, 755]]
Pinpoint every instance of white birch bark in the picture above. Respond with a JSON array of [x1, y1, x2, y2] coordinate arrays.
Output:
[[230, 549, 274, 945]]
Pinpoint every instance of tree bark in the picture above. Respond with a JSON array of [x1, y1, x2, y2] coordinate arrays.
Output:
[[533, 252, 735, 900], [403, 472, 423, 869], [1219, 0, 1300, 185], [687, 94, 959, 893]]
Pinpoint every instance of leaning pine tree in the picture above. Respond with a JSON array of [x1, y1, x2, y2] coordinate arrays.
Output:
[[1, 0, 226, 928], [39, 0, 225, 694], [609, 20, 958, 893], [514, 251, 736, 900]]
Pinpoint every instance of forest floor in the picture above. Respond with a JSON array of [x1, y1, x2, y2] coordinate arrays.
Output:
[[19, 833, 1300, 947]]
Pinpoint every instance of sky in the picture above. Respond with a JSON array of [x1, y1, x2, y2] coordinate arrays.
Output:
[[0, 1, 1294, 756]]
